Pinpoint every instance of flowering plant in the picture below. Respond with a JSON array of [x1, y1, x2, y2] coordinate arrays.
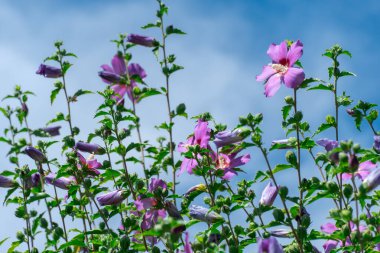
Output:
[[0, 1, 379, 253]]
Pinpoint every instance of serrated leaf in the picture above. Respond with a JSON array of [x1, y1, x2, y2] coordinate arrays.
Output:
[[307, 84, 333, 91], [50, 88, 61, 105]]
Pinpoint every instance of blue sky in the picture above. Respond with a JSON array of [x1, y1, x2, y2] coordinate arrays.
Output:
[[0, 0, 379, 251]]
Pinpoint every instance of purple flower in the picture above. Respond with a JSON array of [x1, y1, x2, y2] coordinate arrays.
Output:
[[21, 103, 28, 114], [256, 40, 305, 97], [36, 64, 62, 78], [342, 161, 377, 181], [99, 55, 147, 104], [363, 168, 380, 192], [183, 232, 193, 253], [214, 128, 249, 148], [270, 229, 292, 238], [271, 138, 296, 149], [0, 175, 16, 188], [178, 120, 211, 175], [317, 138, 339, 163], [215, 152, 251, 180], [135, 178, 166, 212], [45, 173, 76, 190], [321, 222, 337, 234], [75, 141, 103, 154], [24, 146, 46, 163], [323, 240, 338, 253], [374, 136, 380, 152], [41, 126, 61, 136], [165, 201, 182, 220], [316, 138, 339, 152], [25, 173, 41, 189], [257, 237, 284, 253], [260, 182, 278, 206], [149, 178, 167, 192], [77, 153, 102, 176], [97, 190, 126, 206], [189, 205, 223, 223], [127, 34, 156, 47], [184, 184, 206, 197]]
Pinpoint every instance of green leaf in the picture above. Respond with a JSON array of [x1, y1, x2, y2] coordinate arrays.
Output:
[[27, 193, 50, 204], [0, 237, 8, 247], [307, 83, 333, 91], [7, 241, 20, 253], [47, 113, 65, 125], [50, 87, 61, 105], [281, 105, 292, 121], [166, 25, 186, 35], [58, 237, 86, 250], [73, 89, 92, 98], [137, 88, 161, 102], [313, 122, 334, 136], [339, 71, 356, 78]]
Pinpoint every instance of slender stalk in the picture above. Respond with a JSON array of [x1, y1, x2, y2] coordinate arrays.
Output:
[[159, 14, 177, 204], [351, 178, 363, 253], [293, 89, 304, 225], [258, 146, 304, 253], [131, 102, 149, 188], [7, 116, 33, 251], [225, 182, 265, 235], [21, 180, 32, 253], [364, 112, 378, 136]]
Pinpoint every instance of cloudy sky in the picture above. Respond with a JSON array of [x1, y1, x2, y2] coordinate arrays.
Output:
[[0, 0, 379, 251]]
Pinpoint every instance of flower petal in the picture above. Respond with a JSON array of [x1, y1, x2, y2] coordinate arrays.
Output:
[[256, 65, 276, 82], [283, 67, 305, 89], [321, 222, 337, 234], [267, 41, 287, 64], [111, 55, 127, 76], [287, 40, 303, 66], [264, 74, 281, 97], [111, 85, 127, 102]]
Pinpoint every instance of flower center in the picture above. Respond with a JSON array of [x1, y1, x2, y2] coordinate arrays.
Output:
[[217, 155, 230, 169], [271, 64, 288, 75]]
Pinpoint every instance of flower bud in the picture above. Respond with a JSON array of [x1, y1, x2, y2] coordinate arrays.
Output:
[[36, 64, 62, 78], [374, 135, 380, 153], [270, 229, 291, 238], [257, 237, 284, 253], [184, 184, 206, 197], [127, 34, 156, 47], [260, 181, 278, 207], [348, 154, 359, 172], [165, 201, 182, 220], [189, 205, 223, 223], [24, 146, 47, 163], [41, 126, 61, 136], [0, 175, 16, 188], [284, 96, 294, 104], [363, 169, 380, 192], [285, 151, 297, 166], [16, 231, 25, 241], [45, 173, 76, 190], [214, 127, 250, 147], [96, 190, 126, 206], [75, 141, 105, 155]]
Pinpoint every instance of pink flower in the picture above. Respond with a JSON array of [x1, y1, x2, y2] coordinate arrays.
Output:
[[99, 54, 147, 104], [257, 40, 305, 97], [77, 152, 102, 176], [215, 152, 250, 180], [342, 161, 377, 181], [178, 120, 211, 175]]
